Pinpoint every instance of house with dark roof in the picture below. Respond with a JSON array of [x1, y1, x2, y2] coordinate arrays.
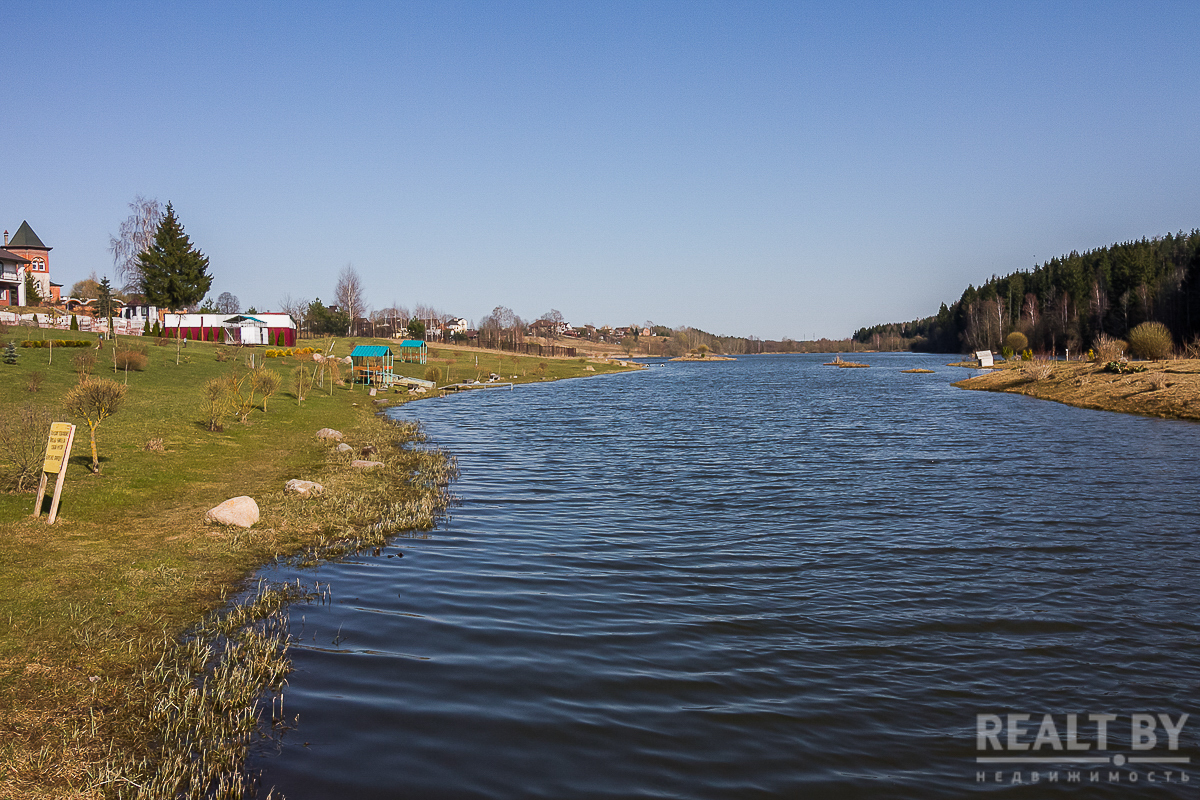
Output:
[[3, 222, 56, 304], [0, 247, 30, 306]]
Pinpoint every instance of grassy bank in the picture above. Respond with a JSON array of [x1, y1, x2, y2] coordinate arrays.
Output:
[[953, 358, 1200, 421], [0, 332, 635, 798]]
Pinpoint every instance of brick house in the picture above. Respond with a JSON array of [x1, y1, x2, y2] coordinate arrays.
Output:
[[3, 222, 58, 304]]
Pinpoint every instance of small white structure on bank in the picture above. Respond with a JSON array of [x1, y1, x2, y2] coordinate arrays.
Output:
[[162, 313, 297, 346], [975, 350, 994, 367]]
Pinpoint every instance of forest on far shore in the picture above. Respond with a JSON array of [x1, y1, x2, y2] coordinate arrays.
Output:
[[854, 229, 1200, 355]]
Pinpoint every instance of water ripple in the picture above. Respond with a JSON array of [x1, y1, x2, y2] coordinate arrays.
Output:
[[252, 354, 1200, 798]]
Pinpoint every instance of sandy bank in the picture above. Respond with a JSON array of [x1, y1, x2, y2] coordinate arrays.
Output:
[[954, 359, 1200, 421]]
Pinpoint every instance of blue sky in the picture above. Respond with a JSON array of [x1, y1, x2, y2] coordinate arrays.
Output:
[[4, 1, 1198, 339]]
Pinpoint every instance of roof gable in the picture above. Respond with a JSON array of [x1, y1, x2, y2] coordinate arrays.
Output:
[[7, 221, 49, 250]]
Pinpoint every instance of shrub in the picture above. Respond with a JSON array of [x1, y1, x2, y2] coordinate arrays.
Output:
[[73, 351, 96, 377], [1021, 349, 1033, 361], [70, 314, 79, 331], [202, 376, 235, 431], [115, 350, 148, 371], [26, 371, 44, 393], [1103, 361, 1147, 375], [215, 348, 230, 363], [292, 364, 314, 403], [1003, 331, 1028, 353], [1127, 321, 1173, 361], [2, 342, 17, 365], [0, 403, 53, 491], [252, 368, 282, 412], [424, 366, 442, 383], [1093, 334, 1126, 363], [1024, 361, 1053, 381]]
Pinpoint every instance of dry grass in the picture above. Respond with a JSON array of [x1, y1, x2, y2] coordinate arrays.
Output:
[[955, 358, 1200, 420]]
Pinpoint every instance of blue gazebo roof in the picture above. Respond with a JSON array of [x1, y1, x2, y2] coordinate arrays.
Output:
[[351, 345, 392, 357], [399, 339, 426, 348]]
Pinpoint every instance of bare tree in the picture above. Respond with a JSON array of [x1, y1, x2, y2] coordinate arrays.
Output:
[[279, 293, 310, 332], [108, 196, 163, 293], [536, 309, 564, 344], [335, 264, 365, 336], [216, 292, 240, 313]]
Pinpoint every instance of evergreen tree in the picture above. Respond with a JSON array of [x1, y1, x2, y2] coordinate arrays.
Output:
[[2, 341, 18, 365], [23, 274, 41, 306], [137, 203, 212, 363], [143, 318, 150, 335], [70, 314, 79, 331], [97, 278, 116, 341]]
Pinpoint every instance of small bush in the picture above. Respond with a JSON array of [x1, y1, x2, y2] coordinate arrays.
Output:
[[115, 350, 148, 371], [202, 376, 234, 431], [292, 364, 314, 402], [1103, 361, 1147, 375], [215, 348, 230, 362], [73, 350, 97, 378], [1024, 361, 1053, 381], [26, 371, 45, 393], [1127, 321, 1173, 361], [0, 403, 53, 491], [1093, 334, 1126, 363], [424, 366, 442, 383]]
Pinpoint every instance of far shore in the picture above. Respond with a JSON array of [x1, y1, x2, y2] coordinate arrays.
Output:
[[953, 358, 1200, 421]]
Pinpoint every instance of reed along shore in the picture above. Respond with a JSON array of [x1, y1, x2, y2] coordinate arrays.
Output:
[[0, 334, 636, 799]]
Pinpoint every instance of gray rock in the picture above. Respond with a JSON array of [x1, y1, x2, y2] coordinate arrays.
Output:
[[316, 428, 344, 442], [205, 496, 260, 528], [351, 460, 384, 469], [336, 443, 353, 453], [285, 479, 324, 498]]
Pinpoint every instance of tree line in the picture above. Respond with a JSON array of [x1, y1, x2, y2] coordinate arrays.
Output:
[[854, 229, 1200, 354]]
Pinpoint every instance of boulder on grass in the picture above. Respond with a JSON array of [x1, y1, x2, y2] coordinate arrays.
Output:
[[316, 428, 344, 442], [285, 479, 325, 498], [205, 496, 259, 528], [336, 443, 353, 453], [351, 460, 384, 469]]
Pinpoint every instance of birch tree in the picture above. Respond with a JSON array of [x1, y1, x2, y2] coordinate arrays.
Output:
[[109, 196, 163, 293], [335, 264, 365, 336]]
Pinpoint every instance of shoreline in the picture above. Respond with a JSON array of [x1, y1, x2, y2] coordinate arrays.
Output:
[[0, 335, 638, 798], [953, 359, 1200, 422]]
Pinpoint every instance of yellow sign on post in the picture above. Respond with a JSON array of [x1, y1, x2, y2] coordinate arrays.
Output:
[[42, 422, 73, 474], [33, 422, 76, 524]]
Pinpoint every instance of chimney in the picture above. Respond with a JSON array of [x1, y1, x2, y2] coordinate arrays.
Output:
[[3, 230, 7, 246]]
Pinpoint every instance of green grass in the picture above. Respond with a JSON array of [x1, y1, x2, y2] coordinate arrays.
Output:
[[0, 331, 636, 798]]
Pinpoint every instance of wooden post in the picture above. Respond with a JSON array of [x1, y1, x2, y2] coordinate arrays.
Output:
[[32, 422, 76, 524]]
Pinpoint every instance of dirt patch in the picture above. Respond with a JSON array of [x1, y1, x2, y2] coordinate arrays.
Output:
[[954, 360, 1200, 420]]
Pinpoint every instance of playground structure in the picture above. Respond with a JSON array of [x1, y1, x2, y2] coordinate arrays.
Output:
[[398, 338, 428, 365], [351, 344, 397, 387]]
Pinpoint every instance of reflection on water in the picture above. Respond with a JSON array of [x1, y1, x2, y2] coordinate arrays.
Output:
[[251, 354, 1200, 798]]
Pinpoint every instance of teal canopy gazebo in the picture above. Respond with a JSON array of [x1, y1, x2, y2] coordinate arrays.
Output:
[[350, 344, 395, 385], [398, 339, 428, 365]]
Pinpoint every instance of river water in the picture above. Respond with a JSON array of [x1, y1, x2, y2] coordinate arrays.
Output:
[[250, 354, 1200, 798]]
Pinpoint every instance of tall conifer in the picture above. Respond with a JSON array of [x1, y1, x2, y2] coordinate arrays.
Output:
[[137, 204, 212, 363]]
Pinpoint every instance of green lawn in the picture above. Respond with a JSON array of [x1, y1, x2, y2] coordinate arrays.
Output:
[[0, 331, 636, 798]]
